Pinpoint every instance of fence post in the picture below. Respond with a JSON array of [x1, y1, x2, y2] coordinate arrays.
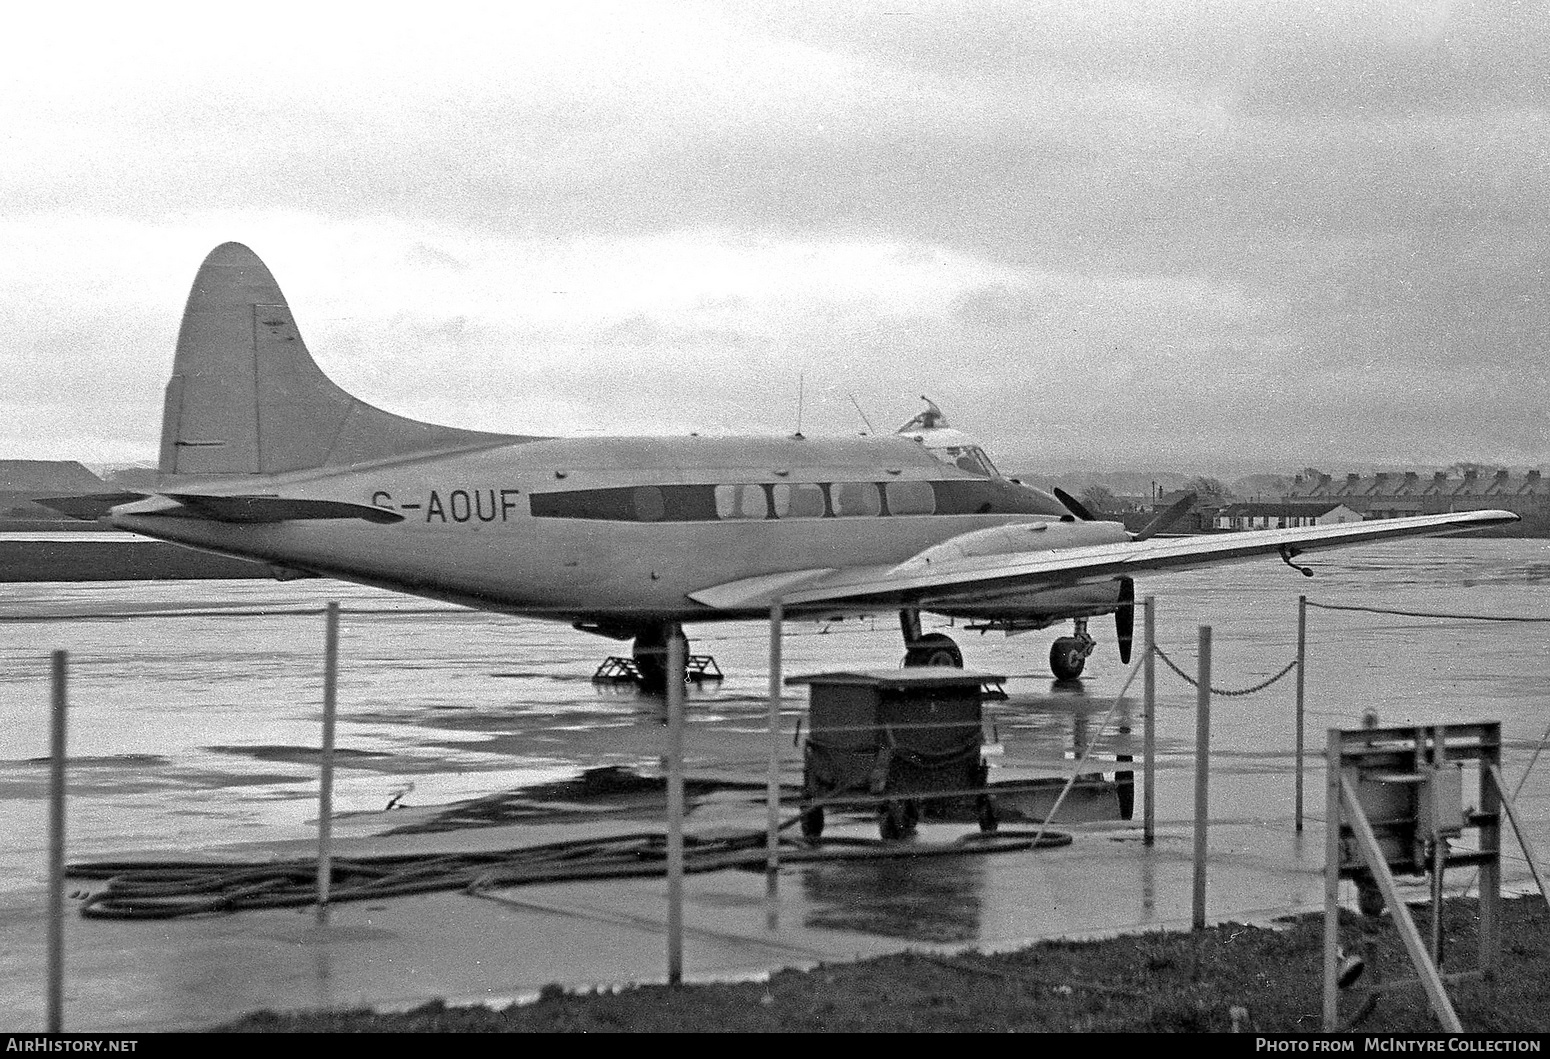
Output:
[[317, 602, 339, 916], [1143, 596, 1156, 846], [1322, 726, 1341, 1031], [1192, 625, 1212, 931], [665, 625, 687, 986], [47, 650, 67, 1033], [1295, 595, 1307, 832], [766, 603, 783, 879]]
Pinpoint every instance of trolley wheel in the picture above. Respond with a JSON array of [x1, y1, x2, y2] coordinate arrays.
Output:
[[1355, 872, 1385, 917], [904, 799, 921, 832], [976, 794, 999, 833], [799, 805, 825, 842], [878, 800, 910, 841]]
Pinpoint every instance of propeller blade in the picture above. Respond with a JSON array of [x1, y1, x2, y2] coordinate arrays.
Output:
[[1052, 487, 1096, 521], [1116, 576, 1134, 664], [1132, 492, 1197, 541]]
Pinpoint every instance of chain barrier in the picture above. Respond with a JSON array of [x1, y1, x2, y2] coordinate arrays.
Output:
[[1304, 600, 1550, 623], [1150, 643, 1299, 698]]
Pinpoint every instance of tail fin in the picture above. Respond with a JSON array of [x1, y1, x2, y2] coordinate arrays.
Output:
[[159, 243, 516, 480]]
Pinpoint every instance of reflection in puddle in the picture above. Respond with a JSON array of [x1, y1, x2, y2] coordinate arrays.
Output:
[[801, 853, 985, 943]]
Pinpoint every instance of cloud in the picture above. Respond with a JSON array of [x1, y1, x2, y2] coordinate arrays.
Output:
[[0, 1, 1546, 469]]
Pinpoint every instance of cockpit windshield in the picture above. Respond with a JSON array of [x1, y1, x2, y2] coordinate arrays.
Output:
[[924, 444, 999, 478], [895, 398, 1002, 478]]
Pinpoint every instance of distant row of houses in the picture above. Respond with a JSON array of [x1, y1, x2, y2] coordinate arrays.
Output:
[[1287, 470, 1550, 517], [1212, 502, 1362, 531], [1194, 470, 1550, 533]]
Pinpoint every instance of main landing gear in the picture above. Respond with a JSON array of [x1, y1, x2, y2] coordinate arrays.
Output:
[[899, 609, 1098, 681], [898, 610, 964, 668], [632, 627, 672, 692], [1049, 618, 1096, 682]]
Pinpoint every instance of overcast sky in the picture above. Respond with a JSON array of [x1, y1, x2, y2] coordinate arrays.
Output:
[[2, 0, 1546, 473]]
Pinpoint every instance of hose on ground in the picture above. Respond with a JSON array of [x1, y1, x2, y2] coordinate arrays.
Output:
[[67, 825, 1072, 920]]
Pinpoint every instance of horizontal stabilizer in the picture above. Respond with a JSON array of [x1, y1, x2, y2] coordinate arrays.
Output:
[[34, 492, 150, 521], [160, 494, 405, 524], [0, 531, 289, 582]]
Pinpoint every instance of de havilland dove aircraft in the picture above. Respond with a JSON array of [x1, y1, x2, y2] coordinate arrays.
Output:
[[42, 243, 1518, 687]]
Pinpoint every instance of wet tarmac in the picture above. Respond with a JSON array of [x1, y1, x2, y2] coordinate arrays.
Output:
[[1, 536, 1548, 1030]]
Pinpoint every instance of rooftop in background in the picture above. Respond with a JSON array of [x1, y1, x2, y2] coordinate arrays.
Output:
[[1290, 470, 1550, 500], [1217, 502, 1349, 518]]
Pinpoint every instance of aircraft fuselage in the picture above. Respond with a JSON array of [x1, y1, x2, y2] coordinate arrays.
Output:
[[112, 433, 1123, 625]]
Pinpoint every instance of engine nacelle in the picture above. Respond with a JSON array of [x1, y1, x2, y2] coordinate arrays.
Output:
[[928, 581, 1125, 628], [891, 518, 1129, 572]]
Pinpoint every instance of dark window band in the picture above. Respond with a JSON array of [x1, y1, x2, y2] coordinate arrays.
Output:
[[528, 480, 1059, 522]]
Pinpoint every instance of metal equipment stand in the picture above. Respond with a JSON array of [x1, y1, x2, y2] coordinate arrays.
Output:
[[1322, 721, 1548, 1032]]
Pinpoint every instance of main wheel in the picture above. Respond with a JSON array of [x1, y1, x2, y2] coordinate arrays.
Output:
[[1049, 637, 1087, 681], [800, 805, 825, 842], [903, 632, 963, 668], [632, 630, 669, 693], [632, 651, 667, 693]]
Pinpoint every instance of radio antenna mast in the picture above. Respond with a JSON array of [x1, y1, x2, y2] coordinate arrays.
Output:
[[794, 374, 805, 438], [848, 393, 876, 435]]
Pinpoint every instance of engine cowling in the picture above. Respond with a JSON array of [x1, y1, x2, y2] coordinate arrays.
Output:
[[892, 519, 1132, 631], [890, 518, 1130, 572]]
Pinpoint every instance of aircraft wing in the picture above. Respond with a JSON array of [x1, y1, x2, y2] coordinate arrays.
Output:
[[688, 509, 1519, 612]]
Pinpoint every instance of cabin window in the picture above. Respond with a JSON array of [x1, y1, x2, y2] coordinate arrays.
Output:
[[885, 480, 935, 516], [714, 484, 768, 520], [830, 481, 881, 517], [771, 482, 826, 519]]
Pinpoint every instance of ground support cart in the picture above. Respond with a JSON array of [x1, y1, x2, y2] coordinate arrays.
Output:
[[785, 669, 1004, 841]]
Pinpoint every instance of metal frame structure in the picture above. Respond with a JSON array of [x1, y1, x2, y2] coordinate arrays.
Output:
[[1322, 721, 1548, 1032]]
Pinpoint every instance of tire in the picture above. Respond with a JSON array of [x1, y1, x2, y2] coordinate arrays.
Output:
[[1355, 872, 1385, 917], [878, 801, 909, 841], [800, 806, 825, 842], [976, 794, 999, 833], [903, 632, 962, 668], [632, 652, 667, 693], [1049, 637, 1087, 681]]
